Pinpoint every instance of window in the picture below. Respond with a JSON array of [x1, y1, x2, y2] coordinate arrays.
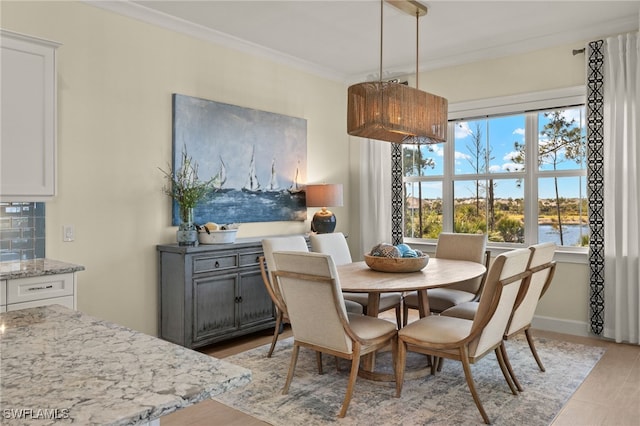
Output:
[[403, 87, 588, 249]]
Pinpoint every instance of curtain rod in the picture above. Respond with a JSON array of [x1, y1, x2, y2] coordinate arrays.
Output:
[[573, 48, 585, 56]]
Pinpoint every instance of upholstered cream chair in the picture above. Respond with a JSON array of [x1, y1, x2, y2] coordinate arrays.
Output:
[[272, 251, 398, 418], [310, 232, 403, 328], [402, 232, 488, 325], [260, 236, 310, 357], [260, 236, 363, 357], [442, 242, 557, 391], [396, 248, 531, 424]]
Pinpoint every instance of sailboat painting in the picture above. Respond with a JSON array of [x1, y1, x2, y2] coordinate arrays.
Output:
[[171, 94, 307, 225]]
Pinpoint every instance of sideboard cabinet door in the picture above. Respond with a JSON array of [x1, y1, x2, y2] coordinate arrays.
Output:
[[1, 30, 60, 201]]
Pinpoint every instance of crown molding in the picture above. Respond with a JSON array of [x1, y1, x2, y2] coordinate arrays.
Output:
[[85, 1, 638, 85], [84, 0, 349, 83]]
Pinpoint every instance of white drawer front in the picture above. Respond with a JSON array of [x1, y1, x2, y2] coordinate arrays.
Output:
[[0, 280, 6, 305], [7, 295, 74, 311], [7, 273, 73, 304]]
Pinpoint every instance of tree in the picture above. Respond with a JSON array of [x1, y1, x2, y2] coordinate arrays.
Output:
[[512, 111, 584, 245], [462, 122, 495, 230], [403, 145, 437, 237]]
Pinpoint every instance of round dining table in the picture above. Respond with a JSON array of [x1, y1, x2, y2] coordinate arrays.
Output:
[[337, 257, 487, 318], [336, 257, 487, 380]]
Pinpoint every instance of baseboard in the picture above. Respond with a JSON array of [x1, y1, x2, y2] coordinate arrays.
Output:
[[532, 315, 592, 337]]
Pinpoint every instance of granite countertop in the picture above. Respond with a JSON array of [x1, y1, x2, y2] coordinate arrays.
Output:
[[0, 305, 251, 425], [0, 258, 85, 280]]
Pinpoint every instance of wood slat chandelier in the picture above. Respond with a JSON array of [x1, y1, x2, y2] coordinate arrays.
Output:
[[347, 0, 448, 145]]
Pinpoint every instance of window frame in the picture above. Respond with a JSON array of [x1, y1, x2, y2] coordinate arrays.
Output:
[[403, 86, 588, 264]]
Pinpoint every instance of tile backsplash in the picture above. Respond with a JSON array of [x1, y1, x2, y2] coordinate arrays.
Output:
[[0, 202, 45, 261]]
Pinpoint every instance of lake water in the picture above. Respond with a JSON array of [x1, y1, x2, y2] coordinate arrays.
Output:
[[538, 223, 589, 247]]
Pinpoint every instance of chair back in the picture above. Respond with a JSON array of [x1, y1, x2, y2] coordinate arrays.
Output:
[[261, 236, 309, 311], [435, 232, 487, 293], [507, 242, 556, 335], [272, 251, 352, 353], [310, 232, 352, 265], [469, 248, 530, 357]]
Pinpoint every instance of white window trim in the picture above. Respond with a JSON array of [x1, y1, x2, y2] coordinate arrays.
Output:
[[404, 86, 588, 264]]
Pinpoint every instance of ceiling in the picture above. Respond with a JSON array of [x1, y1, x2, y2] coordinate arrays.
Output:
[[92, 0, 640, 83]]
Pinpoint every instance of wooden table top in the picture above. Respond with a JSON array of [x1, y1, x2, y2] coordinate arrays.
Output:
[[337, 258, 486, 293]]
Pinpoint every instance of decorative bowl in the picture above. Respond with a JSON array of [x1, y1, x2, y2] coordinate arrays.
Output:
[[198, 229, 238, 244], [364, 253, 429, 273]]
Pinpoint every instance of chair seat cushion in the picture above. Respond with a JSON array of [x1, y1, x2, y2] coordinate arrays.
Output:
[[343, 292, 402, 311], [344, 299, 364, 315], [348, 313, 398, 340], [440, 301, 478, 320], [398, 315, 472, 345], [404, 288, 476, 313]]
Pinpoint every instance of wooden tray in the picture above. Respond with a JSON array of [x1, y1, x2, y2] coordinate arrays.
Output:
[[364, 253, 429, 273]]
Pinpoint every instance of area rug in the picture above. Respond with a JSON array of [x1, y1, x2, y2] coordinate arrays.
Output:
[[214, 335, 605, 425]]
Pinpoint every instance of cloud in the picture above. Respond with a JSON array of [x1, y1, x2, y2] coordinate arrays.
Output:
[[503, 163, 525, 172], [455, 122, 473, 139], [513, 128, 525, 136], [503, 150, 521, 161]]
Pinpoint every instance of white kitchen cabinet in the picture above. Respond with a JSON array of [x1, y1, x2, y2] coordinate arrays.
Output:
[[6, 273, 76, 312], [1, 30, 60, 202], [0, 280, 6, 313]]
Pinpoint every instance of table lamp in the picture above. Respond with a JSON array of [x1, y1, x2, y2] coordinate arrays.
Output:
[[305, 183, 343, 233]]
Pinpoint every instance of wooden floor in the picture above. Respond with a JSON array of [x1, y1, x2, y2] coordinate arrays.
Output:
[[162, 310, 640, 426]]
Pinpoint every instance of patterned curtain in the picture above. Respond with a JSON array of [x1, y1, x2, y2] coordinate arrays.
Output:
[[587, 40, 605, 335], [391, 144, 403, 245]]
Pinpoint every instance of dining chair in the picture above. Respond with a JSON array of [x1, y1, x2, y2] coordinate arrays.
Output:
[[402, 232, 488, 325], [396, 248, 531, 425], [441, 242, 557, 391], [260, 236, 310, 357], [272, 251, 398, 418], [260, 236, 363, 357], [310, 232, 403, 328]]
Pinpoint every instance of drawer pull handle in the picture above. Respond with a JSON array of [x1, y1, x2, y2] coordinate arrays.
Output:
[[28, 284, 54, 291], [215, 261, 220, 268], [234, 296, 243, 303]]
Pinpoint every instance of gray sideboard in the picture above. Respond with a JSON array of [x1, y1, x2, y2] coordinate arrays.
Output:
[[157, 239, 277, 349]]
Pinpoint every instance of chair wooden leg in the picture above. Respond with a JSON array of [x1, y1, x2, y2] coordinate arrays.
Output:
[[395, 305, 402, 329], [391, 335, 399, 387], [402, 303, 409, 327], [499, 342, 523, 392], [436, 356, 444, 372], [525, 328, 546, 372], [267, 311, 284, 358], [339, 345, 361, 418], [460, 346, 491, 425], [316, 351, 324, 374], [282, 344, 300, 394], [395, 339, 407, 397], [495, 345, 519, 395]]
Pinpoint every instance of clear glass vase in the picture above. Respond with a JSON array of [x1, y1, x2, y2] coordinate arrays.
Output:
[[177, 206, 197, 246]]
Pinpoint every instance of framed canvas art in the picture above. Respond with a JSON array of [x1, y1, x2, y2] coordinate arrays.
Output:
[[171, 94, 307, 225]]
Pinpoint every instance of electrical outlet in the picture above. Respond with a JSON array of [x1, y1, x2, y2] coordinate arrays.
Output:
[[63, 225, 74, 242]]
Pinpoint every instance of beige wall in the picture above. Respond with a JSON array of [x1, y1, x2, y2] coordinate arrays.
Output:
[[2, 1, 349, 334], [3, 1, 593, 336]]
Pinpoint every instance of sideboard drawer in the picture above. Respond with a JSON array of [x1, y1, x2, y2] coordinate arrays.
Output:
[[7, 273, 74, 304], [239, 251, 262, 267], [193, 254, 238, 274]]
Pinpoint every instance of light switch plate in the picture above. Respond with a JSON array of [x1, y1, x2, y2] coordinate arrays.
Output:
[[63, 225, 74, 242]]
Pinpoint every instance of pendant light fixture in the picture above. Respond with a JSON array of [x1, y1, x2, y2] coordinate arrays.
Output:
[[347, 0, 448, 145]]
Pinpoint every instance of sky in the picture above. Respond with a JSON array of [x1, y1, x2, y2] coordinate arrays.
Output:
[[407, 107, 587, 200]]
